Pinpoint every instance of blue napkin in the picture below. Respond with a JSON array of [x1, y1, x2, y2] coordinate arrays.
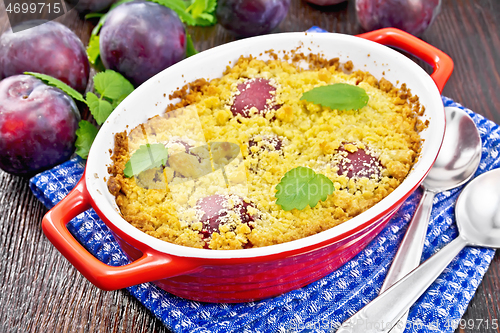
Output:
[[30, 96, 498, 333]]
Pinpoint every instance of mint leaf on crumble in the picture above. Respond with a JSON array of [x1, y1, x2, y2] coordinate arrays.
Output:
[[275, 166, 334, 211]]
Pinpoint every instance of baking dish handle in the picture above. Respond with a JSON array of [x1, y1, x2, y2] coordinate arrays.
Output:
[[42, 176, 202, 290], [356, 28, 453, 93]]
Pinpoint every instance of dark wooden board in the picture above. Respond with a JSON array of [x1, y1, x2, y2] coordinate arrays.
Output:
[[0, 0, 498, 332]]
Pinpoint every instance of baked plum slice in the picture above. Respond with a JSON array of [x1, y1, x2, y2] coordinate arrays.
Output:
[[335, 143, 382, 179], [165, 139, 211, 179], [196, 194, 255, 239], [231, 78, 281, 118], [248, 135, 284, 155], [165, 138, 195, 159]]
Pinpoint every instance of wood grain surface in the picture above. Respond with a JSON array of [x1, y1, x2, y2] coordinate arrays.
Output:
[[0, 0, 499, 332]]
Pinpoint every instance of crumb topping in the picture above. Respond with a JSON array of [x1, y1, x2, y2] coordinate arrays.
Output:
[[107, 53, 424, 250]]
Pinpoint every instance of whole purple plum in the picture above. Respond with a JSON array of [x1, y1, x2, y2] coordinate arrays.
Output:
[[0, 75, 80, 176], [64, 0, 117, 14], [216, 0, 291, 37], [305, 0, 346, 5], [231, 78, 280, 117], [0, 21, 90, 93], [355, 0, 441, 37], [100, 1, 187, 87]]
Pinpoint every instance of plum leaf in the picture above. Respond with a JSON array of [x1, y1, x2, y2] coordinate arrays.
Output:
[[186, 0, 208, 18], [275, 166, 334, 211], [300, 83, 369, 111], [75, 120, 99, 159], [124, 144, 169, 178], [86, 70, 134, 124], [93, 70, 134, 101], [186, 0, 217, 25], [151, 0, 196, 25], [186, 33, 198, 57], [194, 12, 216, 26], [205, 0, 217, 12], [85, 13, 105, 19], [86, 35, 100, 66], [24, 72, 86, 104], [87, 92, 113, 125]]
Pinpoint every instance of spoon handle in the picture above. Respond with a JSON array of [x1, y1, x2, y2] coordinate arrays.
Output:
[[337, 236, 467, 333], [380, 189, 435, 293], [380, 190, 435, 333]]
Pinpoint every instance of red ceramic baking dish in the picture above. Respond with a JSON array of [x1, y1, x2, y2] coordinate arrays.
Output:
[[42, 28, 453, 303]]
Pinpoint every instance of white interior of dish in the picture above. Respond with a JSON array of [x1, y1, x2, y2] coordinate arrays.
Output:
[[85, 32, 445, 259]]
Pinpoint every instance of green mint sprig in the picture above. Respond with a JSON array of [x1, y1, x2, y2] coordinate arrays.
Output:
[[300, 83, 369, 111], [124, 144, 169, 178], [275, 166, 334, 211], [87, 70, 134, 125]]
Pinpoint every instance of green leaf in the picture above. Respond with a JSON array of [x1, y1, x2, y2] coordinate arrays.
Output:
[[86, 35, 100, 66], [150, 0, 196, 25], [24, 72, 86, 104], [300, 83, 369, 111], [185, 0, 216, 25], [186, 33, 198, 57], [186, 0, 216, 17], [194, 12, 216, 26], [111, 94, 128, 109], [275, 166, 334, 211], [85, 12, 105, 19], [85, 70, 134, 125], [205, 0, 216, 13], [124, 143, 169, 178], [92, 55, 106, 73], [87, 92, 113, 125], [91, 13, 107, 37], [75, 120, 99, 159], [186, 0, 207, 18], [93, 70, 134, 100]]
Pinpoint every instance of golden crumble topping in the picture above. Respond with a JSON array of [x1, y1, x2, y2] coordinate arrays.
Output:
[[107, 54, 424, 250]]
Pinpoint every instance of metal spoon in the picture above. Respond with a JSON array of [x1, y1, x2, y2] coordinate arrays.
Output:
[[338, 167, 500, 333], [380, 106, 482, 332]]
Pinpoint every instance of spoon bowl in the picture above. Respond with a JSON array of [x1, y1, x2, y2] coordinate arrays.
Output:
[[422, 107, 482, 191], [456, 168, 500, 247]]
